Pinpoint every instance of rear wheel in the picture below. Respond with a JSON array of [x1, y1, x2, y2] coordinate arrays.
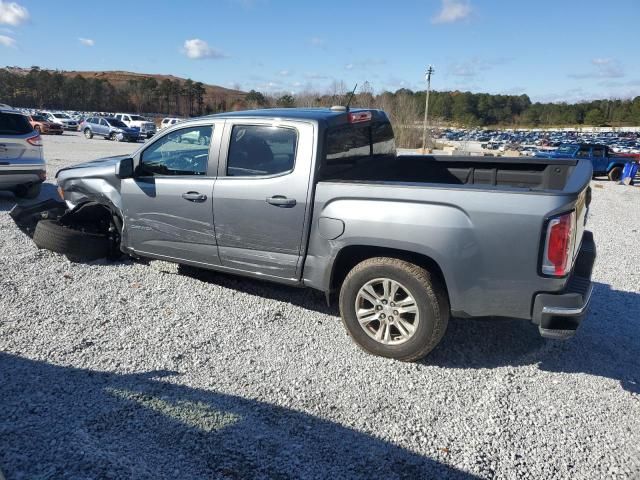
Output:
[[339, 257, 449, 361], [608, 166, 623, 181], [15, 183, 41, 200], [33, 219, 110, 262], [84, 128, 93, 139]]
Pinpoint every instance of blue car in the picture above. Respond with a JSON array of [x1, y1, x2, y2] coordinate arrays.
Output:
[[80, 116, 140, 142], [536, 143, 634, 181]]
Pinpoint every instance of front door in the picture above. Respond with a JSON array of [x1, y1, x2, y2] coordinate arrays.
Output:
[[120, 122, 222, 266], [212, 120, 314, 280]]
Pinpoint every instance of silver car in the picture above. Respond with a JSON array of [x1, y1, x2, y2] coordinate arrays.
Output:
[[0, 104, 45, 199]]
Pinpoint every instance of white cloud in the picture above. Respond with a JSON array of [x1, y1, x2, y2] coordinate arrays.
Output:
[[0, 1, 29, 26], [78, 37, 95, 47], [278, 69, 291, 76], [569, 58, 624, 79], [0, 33, 16, 47], [309, 37, 325, 47], [432, 0, 472, 24], [182, 38, 226, 60]]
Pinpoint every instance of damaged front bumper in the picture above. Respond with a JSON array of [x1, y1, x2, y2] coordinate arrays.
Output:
[[9, 199, 68, 237]]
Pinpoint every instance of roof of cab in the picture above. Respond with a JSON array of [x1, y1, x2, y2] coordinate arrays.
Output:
[[203, 107, 387, 127]]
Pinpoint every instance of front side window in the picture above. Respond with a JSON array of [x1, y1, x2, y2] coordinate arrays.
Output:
[[592, 146, 605, 157], [227, 125, 297, 177], [139, 125, 213, 176]]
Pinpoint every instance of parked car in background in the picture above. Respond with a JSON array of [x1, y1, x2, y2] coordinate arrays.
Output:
[[0, 104, 45, 199], [535, 143, 635, 181], [27, 114, 64, 135], [159, 117, 182, 131], [114, 113, 156, 138], [80, 117, 140, 142], [41, 111, 79, 131]]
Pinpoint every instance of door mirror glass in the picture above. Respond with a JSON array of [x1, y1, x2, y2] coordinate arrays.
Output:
[[115, 157, 134, 179]]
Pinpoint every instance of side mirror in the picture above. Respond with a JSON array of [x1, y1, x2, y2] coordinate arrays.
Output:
[[115, 157, 134, 179]]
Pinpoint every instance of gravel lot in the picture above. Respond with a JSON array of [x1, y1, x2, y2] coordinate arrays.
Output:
[[1, 132, 639, 479]]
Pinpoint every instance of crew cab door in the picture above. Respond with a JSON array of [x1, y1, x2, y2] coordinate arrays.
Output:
[[120, 121, 223, 266], [212, 119, 314, 280]]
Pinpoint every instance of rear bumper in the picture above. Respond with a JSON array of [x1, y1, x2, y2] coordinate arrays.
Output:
[[532, 231, 596, 339], [0, 168, 46, 189]]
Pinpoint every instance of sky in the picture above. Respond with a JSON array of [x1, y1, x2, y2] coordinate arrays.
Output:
[[1, 0, 639, 103]]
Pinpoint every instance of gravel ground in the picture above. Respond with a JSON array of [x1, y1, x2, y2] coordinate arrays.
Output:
[[1, 133, 639, 479]]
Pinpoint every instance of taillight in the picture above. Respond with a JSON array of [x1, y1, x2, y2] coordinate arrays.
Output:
[[542, 211, 576, 277], [348, 111, 372, 123], [26, 133, 42, 146]]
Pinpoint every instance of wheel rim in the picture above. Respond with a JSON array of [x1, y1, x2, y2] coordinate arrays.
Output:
[[85, 130, 91, 138], [355, 278, 419, 345]]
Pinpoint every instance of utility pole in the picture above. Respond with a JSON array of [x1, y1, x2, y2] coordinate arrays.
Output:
[[421, 65, 435, 154]]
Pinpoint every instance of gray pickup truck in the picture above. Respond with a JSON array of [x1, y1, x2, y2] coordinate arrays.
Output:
[[13, 107, 596, 361]]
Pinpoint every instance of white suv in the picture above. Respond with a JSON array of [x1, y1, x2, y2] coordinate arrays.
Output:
[[41, 111, 79, 131], [0, 104, 45, 199], [114, 113, 157, 138]]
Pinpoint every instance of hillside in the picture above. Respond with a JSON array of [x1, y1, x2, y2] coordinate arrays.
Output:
[[3, 66, 246, 111], [60, 70, 246, 100]]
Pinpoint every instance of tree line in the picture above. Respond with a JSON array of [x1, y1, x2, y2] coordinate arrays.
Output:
[[0, 67, 228, 116], [2, 68, 639, 132]]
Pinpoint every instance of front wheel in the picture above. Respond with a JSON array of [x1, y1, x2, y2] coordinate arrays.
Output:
[[608, 166, 623, 181], [84, 128, 93, 139], [339, 257, 449, 361]]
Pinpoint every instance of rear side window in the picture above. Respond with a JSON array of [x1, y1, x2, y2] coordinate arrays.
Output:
[[0, 112, 33, 135], [227, 125, 297, 177], [325, 122, 395, 165]]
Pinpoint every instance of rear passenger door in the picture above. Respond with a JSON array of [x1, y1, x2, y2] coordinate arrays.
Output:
[[212, 119, 314, 280]]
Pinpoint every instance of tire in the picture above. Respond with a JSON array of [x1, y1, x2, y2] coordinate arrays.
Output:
[[33, 219, 110, 262], [34, 125, 41, 134], [339, 257, 449, 362], [84, 128, 93, 139], [110, 132, 118, 141], [608, 166, 623, 181], [15, 183, 41, 199]]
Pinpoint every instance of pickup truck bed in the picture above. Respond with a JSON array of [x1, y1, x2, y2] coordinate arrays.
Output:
[[322, 155, 585, 191]]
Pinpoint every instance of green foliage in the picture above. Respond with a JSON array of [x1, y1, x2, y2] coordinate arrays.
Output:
[[276, 94, 295, 107], [245, 89, 267, 106]]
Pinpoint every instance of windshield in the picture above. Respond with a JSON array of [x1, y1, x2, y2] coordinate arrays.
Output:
[[130, 115, 145, 121], [32, 115, 47, 122], [107, 119, 128, 128], [53, 113, 71, 119], [556, 145, 578, 154]]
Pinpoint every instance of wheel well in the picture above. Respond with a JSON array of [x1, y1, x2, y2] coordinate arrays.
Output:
[[330, 245, 449, 298], [61, 202, 121, 235], [608, 164, 623, 172]]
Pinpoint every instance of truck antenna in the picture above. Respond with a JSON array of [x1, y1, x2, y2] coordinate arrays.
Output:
[[345, 83, 358, 111]]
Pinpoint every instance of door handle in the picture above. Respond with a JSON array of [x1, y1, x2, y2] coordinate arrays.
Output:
[[266, 195, 296, 207], [182, 191, 207, 202]]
